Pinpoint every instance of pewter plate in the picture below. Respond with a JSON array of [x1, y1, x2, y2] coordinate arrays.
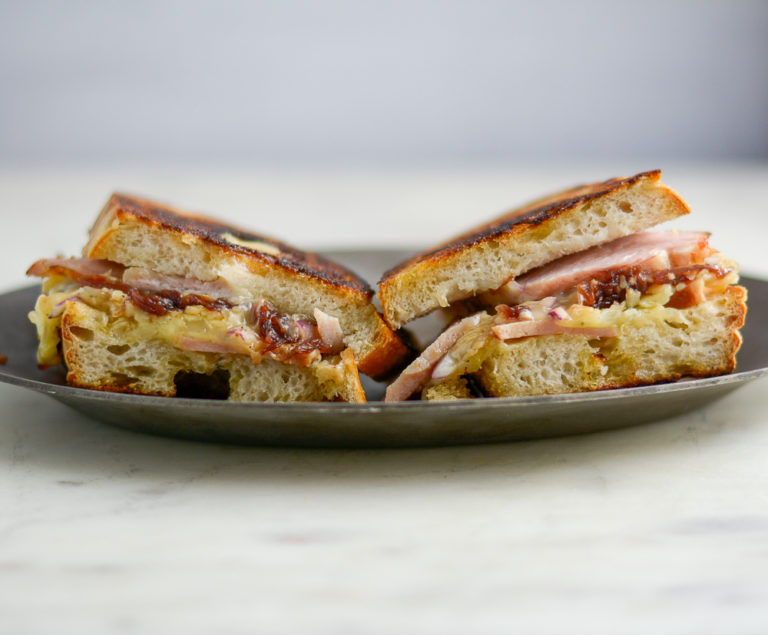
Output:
[[1, 250, 766, 448]]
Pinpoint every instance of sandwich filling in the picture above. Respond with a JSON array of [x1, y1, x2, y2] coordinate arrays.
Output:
[[28, 257, 345, 369], [385, 231, 739, 401]]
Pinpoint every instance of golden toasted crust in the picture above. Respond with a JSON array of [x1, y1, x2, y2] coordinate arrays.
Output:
[[382, 171, 667, 278], [379, 170, 691, 328], [357, 321, 416, 380], [86, 193, 373, 297], [336, 349, 368, 403]]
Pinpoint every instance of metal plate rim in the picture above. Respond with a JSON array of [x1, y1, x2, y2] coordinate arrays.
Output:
[[1, 252, 766, 446], [1, 359, 766, 414]]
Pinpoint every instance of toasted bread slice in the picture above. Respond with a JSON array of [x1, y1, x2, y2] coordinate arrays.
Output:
[[58, 296, 366, 402], [379, 170, 690, 328], [84, 193, 410, 379], [421, 286, 746, 400]]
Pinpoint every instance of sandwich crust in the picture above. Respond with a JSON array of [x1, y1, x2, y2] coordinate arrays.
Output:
[[379, 170, 691, 328], [86, 193, 372, 295]]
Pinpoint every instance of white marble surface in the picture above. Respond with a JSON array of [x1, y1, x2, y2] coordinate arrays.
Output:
[[1, 164, 767, 634]]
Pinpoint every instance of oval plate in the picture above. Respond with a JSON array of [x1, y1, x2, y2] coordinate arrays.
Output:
[[1, 250, 766, 448]]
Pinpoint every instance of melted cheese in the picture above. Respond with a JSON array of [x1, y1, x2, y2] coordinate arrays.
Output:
[[220, 232, 281, 256], [28, 286, 338, 368]]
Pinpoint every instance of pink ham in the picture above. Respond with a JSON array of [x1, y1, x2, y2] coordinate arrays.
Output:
[[313, 308, 344, 352], [27, 257, 235, 300], [384, 313, 485, 402], [122, 267, 232, 298], [27, 257, 125, 283], [491, 318, 617, 340], [499, 231, 711, 303], [178, 325, 324, 368], [491, 298, 617, 341], [176, 336, 242, 354]]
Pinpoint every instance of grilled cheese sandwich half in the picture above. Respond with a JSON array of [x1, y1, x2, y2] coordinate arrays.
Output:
[[28, 193, 412, 402], [380, 171, 746, 401]]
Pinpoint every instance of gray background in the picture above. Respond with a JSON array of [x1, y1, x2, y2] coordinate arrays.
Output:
[[1, 0, 767, 166]]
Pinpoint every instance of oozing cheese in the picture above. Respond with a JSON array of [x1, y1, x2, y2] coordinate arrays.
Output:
[[220, 233, 282, 256], [28, 285, 340, 369], [424, 276, 736, 390]]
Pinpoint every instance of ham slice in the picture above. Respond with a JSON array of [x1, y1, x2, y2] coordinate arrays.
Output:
[[497, 231, 711, 303], [384, 313, 485, 402], [27, 257, 125, 286], [491, 317, 617, 340], [313, 308, 344, 352], [176, 336, 241, 355], [122, 267, 232, 298], [28, 257, 233, 299], [491, 298, 617, 341]]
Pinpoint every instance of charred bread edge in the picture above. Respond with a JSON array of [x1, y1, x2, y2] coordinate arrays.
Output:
[[88, 193, 373, 299], [379, 171, 664, 281]]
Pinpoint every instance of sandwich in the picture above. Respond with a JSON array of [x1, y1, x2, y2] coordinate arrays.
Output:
[[380, 170, 747, 401], [28, 193, 411, 402]]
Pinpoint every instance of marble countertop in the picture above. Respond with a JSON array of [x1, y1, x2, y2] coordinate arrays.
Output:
[[1, 163, 767, 634]]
